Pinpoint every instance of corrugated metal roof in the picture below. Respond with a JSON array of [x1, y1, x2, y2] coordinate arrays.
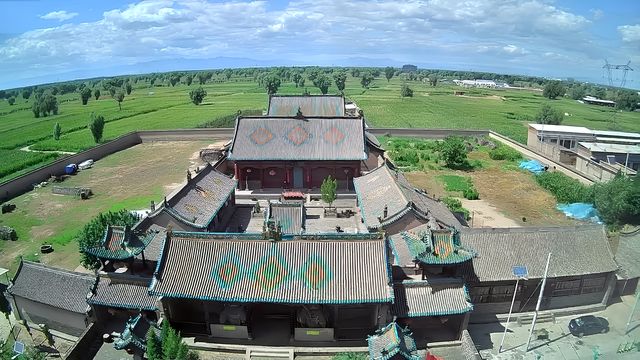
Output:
[[268, 203, 304, 234], [151, 232, 393, 304], [228, 116, 367, 161], [8, 261, 94, 314], [392, 280, 473, 317], [88, 274, 158, 311], [268, 95, 345, 117], [615, 229, 640, 279], [164, 165, 237, 228], [578, 142, 640, 154], [367, 322, 420, 360], [460, 225, 617, 282]]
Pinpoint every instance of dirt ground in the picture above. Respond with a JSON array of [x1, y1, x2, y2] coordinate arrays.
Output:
[[0, 141, 215, 273], [403, 159, 577, 228]]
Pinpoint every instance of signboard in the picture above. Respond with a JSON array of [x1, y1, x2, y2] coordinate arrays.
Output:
[[512, 266, 528, 278], [13, 341, 25, 355]]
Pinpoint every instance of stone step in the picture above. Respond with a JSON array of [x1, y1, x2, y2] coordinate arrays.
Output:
[[246, 347, 294, 360], [517, 312, 556, 326]]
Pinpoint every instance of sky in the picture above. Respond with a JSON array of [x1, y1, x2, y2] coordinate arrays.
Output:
[[0, 0, 639, 90]]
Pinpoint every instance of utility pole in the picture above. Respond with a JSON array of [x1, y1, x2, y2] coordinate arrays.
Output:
[[526, 253, 551, 351], [625, 289, 640, 334]]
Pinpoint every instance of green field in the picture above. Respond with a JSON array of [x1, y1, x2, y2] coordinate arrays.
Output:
[[1, 73, 639, 183]]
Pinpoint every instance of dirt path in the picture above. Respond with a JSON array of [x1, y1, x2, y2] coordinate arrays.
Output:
[[19, 145, 75, 155], [460, 199, 520, 228]]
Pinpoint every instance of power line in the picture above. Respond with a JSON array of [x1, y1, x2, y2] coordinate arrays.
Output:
[[603, 60, 634, 88]]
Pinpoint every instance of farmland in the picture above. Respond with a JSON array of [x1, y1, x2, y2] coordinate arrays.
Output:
[[1, 73, 639, 183]]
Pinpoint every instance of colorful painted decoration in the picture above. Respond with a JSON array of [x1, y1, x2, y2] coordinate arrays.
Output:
[[249, 126, 274, 145], [323, 126, 345, 144], [253, 251, 289, 291], [286, 125, 310, 146], [211, 252, 244, 289], [300, 255, 332, 290]]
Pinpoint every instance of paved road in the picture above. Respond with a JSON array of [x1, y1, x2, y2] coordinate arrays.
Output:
[[469, 294, 640, 359]]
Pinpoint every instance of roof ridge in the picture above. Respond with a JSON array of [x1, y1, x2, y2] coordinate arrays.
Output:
[[22, 260, 94, 279], [461, 224, 604, 234]]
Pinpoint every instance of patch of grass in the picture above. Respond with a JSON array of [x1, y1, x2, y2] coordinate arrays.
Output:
[[0, 150, 63, 180], [438, 174, 473, 192], [535, 171, 593, 204], [442, 196, 470, 220]]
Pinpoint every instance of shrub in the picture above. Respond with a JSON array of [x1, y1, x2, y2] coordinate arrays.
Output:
[[536, 104, 563, 125], [189, 87, 207, 105], [89, 113, 105, 143], [592, 173, 640, 226], [535, 171, 592, 204], [333, 353, 368, 360], [463, 187, 480, 200], [442, 196, 470, 220], [440, 136, 468, 169], [401, 84, 413, 97], [489, 144, 522, 161]]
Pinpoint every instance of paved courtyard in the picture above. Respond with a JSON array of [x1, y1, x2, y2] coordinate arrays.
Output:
[[469, 294, 640, 359]]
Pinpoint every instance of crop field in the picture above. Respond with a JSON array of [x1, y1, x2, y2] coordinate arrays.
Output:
[[1, 73, 639, 183]]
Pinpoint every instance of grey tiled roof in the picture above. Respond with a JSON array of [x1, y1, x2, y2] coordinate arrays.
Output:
[[615, 229, 640, 279], [135, 225, 166, 262], [392, 280, 473, 317], [395, 172, 463, 229], [461, 225, 617, 282], [164, 165, 236, 228], [389, 232, 415, 268], [268, 202, 304, 234], [367, 322, 420, 360], [391, 225, 475, 265], [267, 95, 345, 116], [151, 232, 393, 304], [228, 116, 367, 161], [88, 274, 158, 311], [8, 261, 94, 314], [354, 164, 461, 230]]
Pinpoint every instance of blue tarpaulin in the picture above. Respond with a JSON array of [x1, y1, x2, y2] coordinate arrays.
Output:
[[519, 159, 545, 174], [556, 203, 602, 224]]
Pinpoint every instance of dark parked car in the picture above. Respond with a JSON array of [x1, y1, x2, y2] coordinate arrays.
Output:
[[569, 315, 609, 337]]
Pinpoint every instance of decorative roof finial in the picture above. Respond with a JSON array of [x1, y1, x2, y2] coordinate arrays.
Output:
[[383, 205, 388, 218], [295, 106, 304, 119], [186, 170, 192, 182]]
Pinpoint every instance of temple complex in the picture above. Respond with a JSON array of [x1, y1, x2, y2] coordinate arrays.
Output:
[[2, 95, 628, 359]]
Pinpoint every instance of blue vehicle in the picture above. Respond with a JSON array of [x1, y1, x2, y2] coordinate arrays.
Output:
[[569, 315, 609, 337]]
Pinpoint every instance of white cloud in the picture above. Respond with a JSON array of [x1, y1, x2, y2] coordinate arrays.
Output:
[[40, 10, 79, 22], [618, 24, 640, 43], [590, 9, 604, 20], [0, 0, 634, 87]]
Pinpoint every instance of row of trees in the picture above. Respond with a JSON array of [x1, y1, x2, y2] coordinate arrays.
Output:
[[543, 81, 639, 111]]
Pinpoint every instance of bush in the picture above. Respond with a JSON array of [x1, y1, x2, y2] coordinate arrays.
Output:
[[189, 87, 207, 105], [401, 84, 413, 97], [442, 196, 470, 220], [440, 136, 468, 169], [535, 171, 592, 204], [536, 104, 563, 125], [332, 353, 368, 360], [592, 173, 640, 226], [489, 144, 522, 161], [463, 187, 480, 200]]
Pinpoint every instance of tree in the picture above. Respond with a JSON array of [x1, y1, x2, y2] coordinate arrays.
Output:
[[22, 88, 32, 100], [77, 209, 138, 269], [94, 89, 101, 100], [89, 113, 105, 143], [594, 87, 606, 99], [263, 74, 281, 95], [384, 66, 395, 82], [401, 84, 413, 97], [440, 136, 468, 169], [189, 87, 207, 105], [333, 71, 347, 92], [569, 85, 586, 100], [184, 74, 194, 86], [321, 176, 337, 208], [428, 74, 438, 87], [80, 87, 92, 105], [292, 73, 302, 87], [7, 96, 15, 105], [31, 92, 58, 118], [197, 71, 212, 85], [114, 90, 125, 110], [360, 72, 374, 88], [169, 74, 181, 87], [536, 103, 563, 125], [315, 74, 331, 95], [223, 69, 233, 81], [125, 82, 133, 95], [53, 122, 61, 140], [297, 77, 305, 88], [351, 68, 360, 77], [593, 173, 640, 226], [146, 329, 163, 360], [615, 90, 640, 111], [543, 81, 565, 99]]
